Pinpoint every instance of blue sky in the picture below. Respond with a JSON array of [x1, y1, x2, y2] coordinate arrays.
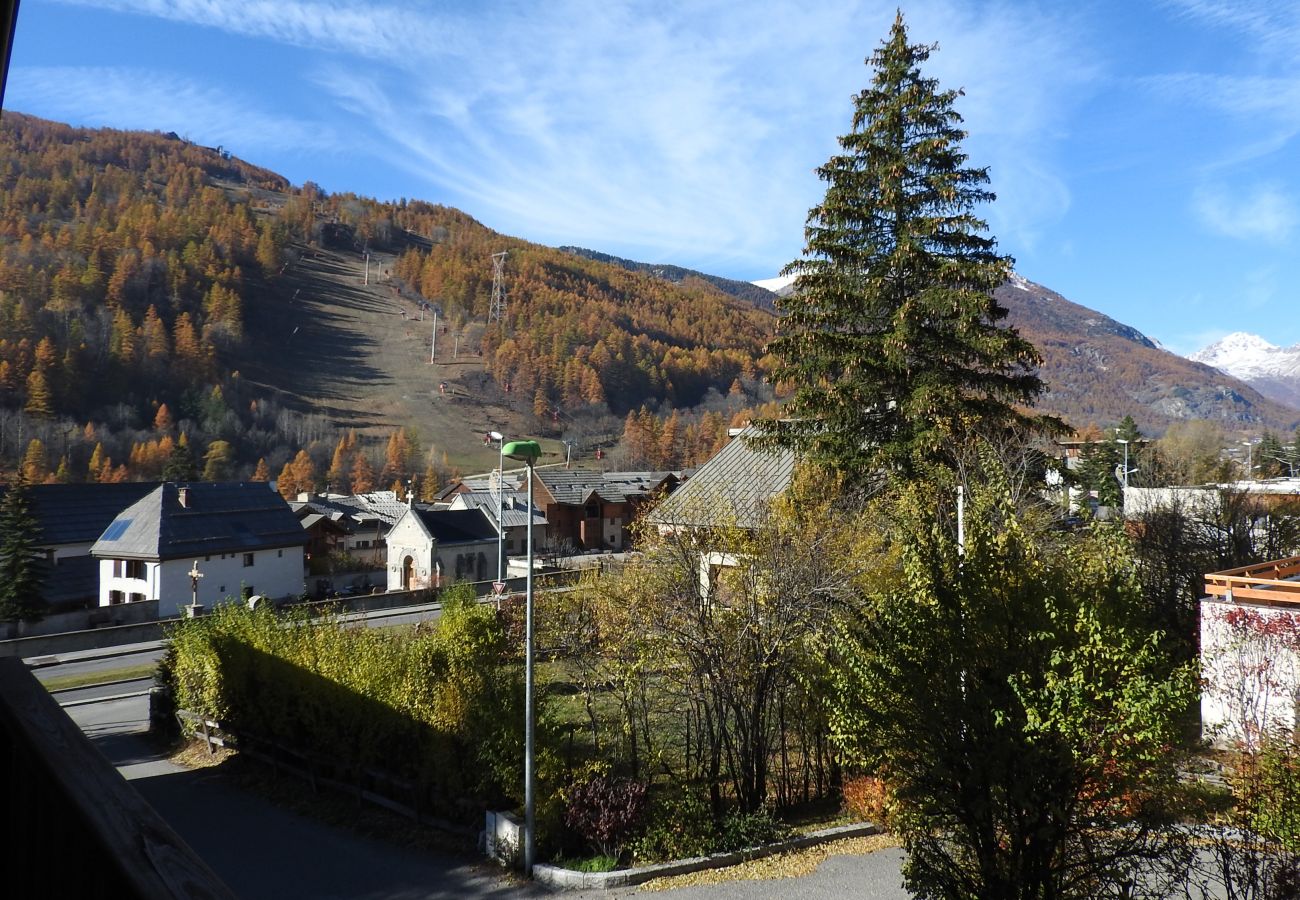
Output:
[[6, 0, 1299, 355]]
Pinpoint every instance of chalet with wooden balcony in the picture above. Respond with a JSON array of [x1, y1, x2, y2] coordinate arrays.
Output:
[[1201, 557, 1300, 748]]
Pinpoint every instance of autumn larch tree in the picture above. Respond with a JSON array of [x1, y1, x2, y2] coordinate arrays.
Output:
[[760, 13, 1053, 486]]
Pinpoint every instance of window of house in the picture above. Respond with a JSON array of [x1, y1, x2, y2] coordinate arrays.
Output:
[[112, 560, 123, 578], [205, 555, 210, 561], [129, 592, 145, 604], [125, 560, 145, 580], [109, 590, 125, 605], [585, 503, 599, 518], [277, 549, 283, 558], [243, 553, 255, 567]]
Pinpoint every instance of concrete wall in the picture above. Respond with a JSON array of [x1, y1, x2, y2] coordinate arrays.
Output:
[[1201, 597, 1300, 748], [0, 599, 160, 640], [0, 619, 169, 659]]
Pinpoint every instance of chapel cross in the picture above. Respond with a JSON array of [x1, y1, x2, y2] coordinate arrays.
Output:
[[188, 560, 204, 607]]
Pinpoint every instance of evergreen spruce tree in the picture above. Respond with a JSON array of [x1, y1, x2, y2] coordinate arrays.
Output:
[[0, 476, 47, 622], [162, 438, 198, 481], [760, 13, 1054, 485]]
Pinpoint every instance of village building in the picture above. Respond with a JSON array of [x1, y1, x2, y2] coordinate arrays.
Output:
[[649, 426, 795, 532], [526, 469, 682, 551], [91, 482, 307, 617], [445, 488, 547, 558], [288, 490, 410, 565], [647, 425, 795, 597], [385, 507, 500, 591]]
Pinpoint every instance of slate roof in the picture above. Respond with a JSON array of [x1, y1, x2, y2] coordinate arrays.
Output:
[[534, 469, 680, 505], [40, 555, 99, 608], [451, 490, 547, 529], [0, 482, 160, 547], [290, 491, 410, 527], [91, 482, 308, 561], [648, 426, 795, 529], [408, 508, 499, 545]]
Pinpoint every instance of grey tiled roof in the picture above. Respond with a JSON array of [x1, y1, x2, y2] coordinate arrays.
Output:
[[648, 426, 795, 529], [452, 490, 547, 529], [534, 469, 680, 505], [0, 482, 160, 547], [290, 491, 408, 527], [92, 482, 308, 561]]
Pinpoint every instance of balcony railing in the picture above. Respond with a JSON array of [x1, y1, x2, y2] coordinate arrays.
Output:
[[1204, 555, 1300, 606], [0, 656, 235, 899]]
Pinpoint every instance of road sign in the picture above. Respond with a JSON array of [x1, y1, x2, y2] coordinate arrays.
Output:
[[492, 581, 508, 595]]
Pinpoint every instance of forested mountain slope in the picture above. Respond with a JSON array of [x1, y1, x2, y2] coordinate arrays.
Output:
[[0, 113, 771, 485], [2, 112, 1289, 492]]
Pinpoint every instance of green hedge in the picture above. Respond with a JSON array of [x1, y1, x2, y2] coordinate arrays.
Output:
[[162, 587, 525, 819]]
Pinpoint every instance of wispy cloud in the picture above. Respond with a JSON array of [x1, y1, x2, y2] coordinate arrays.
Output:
[[1192, 183, 1297, 243], [40, 0, 1101, 273], [7, 66, 338, 155], [1162, 0, 1300, 57], [50, 0, 468, 63]]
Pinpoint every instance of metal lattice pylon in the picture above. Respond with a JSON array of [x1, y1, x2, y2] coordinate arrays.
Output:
[[488, 251, 507, 324]]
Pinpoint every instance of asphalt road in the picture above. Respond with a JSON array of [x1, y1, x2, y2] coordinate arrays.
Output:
[[67, 695, 547, 900]]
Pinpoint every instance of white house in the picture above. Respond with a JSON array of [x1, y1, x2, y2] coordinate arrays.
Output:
[[91, 482, 308, 618], [1201, 557, 1300, 748], [385, 507, 499, 591]]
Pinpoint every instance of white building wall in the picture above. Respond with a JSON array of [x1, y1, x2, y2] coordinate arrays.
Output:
[[99, 547, 305, 618], [385, 516, 435, 591], [98, 559, 161, 607], [1124, 486, 1222, 519], [1201, 597, 1300, 748]]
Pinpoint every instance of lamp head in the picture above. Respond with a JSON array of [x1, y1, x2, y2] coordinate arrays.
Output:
[[502, 440, 542, 463]]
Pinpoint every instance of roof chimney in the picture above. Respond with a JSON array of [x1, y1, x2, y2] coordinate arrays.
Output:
[[178, 487, 191, 508]]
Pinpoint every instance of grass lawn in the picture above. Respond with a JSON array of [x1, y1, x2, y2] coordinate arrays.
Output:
[[42, 662, 159, 692]]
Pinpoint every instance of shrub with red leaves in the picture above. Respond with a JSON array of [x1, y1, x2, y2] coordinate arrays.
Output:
[[564, 775, 649, 857]]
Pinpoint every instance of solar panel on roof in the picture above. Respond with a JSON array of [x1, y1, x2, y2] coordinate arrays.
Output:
[[101, 519, 131, 541]]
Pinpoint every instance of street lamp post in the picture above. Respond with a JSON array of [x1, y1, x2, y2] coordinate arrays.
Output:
[[501, 439, 541, 877], [489, 431, 505, 590]]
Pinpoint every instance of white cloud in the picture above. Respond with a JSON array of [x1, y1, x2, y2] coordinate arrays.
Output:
[[6, 66, 338, 156], [1192, 183, 1297, 243]]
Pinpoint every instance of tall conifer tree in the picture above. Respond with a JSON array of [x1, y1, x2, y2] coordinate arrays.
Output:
[[761, 14, 1053, 484], [0, 476, 46, 622]]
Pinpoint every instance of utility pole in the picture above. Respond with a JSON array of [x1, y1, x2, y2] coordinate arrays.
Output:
[[488, 251, 507, 324], [430, 310, 438, 363], [364, 252, 370, 285]]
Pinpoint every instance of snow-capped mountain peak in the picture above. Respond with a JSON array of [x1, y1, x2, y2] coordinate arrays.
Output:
[[1190, 332, 1300, 382], [751, 273, 796, 294]]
